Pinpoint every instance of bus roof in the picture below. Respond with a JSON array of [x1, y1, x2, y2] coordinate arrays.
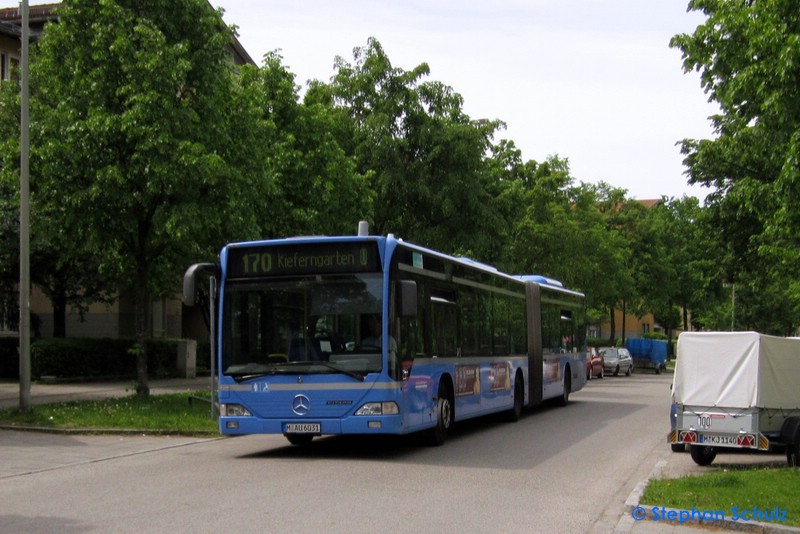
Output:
[[222, 234, 584, 297]]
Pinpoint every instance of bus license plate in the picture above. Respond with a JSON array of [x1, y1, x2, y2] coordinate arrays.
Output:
[[284, 423, 320, 433], [700, 434, 738, 445]]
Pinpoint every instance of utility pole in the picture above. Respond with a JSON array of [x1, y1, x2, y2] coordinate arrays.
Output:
[[19, 0, 31, 412]]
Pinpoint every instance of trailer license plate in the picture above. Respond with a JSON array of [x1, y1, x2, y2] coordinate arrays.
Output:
[[284, 423, 320, 433], [700, 434, 738, 445]]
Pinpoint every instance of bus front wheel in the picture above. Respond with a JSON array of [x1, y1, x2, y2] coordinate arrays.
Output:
[[427, 381, 453, 446]]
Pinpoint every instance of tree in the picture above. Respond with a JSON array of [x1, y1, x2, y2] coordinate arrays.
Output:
[[671, 0, 800, 331], [28, 0, 261, 394], [327, 38, 503, 253], [239, 51, 371, 238], [592, 184, 636, 343], [0, 80, 20, 333]]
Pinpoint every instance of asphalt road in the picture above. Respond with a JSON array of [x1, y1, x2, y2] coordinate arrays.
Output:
[[1, 372, 675, 533]]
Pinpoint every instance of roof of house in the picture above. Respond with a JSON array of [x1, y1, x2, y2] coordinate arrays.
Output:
[[0, 2, 255, 66]]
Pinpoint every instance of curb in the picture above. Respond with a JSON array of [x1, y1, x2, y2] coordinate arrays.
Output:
[[621, 458, 800, 533]]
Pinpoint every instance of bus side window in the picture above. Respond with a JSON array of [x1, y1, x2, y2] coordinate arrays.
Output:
[[431, 294, 457, 357]]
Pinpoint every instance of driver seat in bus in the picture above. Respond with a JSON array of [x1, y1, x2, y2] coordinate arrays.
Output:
[[289, 338, 322, 361]]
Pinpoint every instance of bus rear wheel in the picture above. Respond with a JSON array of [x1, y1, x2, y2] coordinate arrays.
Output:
[[427, 381, 453, 446], [504, 372, 524, 422], [556, 368, 571, 407]]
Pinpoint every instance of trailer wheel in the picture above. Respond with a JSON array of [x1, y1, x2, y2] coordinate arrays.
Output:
[[780, 417, 800, 467], [671, 443, 686, 453], [788, 442, 800, 467], [690, 445, 716, 466]]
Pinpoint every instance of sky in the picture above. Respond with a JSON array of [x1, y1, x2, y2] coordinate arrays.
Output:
[[211, 0, 719, 201], [7, 1, 719, 200]]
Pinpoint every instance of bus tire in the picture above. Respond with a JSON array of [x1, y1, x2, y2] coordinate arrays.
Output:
[[427, 380, 453, 446], [690, 445, 716, 466], [504, 371, 524, 422], [556, 366, 571, 407]]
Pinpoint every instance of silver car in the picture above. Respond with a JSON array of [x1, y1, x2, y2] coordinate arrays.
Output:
[[599, 347, 633, 376]]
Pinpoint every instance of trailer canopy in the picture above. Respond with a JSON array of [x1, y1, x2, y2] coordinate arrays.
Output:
[[673, 332, 800, 410]]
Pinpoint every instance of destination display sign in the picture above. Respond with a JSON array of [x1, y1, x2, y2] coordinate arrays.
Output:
[[226, 241, 380, 278]]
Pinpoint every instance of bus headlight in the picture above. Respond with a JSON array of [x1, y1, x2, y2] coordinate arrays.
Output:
[[221, 404, 252, 417], [355, 402, 399, 416]]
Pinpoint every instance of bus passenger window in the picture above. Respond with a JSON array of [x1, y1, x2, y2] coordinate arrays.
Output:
[[431, 295, 457, 357]]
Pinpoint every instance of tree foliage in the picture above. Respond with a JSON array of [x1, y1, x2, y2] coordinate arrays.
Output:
[[3, 1, 800, 370], [26, 0, 263, 393], [671, 0, 800, 333], [327, 38, 502, 254]]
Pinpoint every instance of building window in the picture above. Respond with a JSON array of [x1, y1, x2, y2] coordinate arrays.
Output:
[[1, 53, 20, 81]]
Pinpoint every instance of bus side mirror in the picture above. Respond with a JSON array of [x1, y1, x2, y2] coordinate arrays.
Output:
[[398, 280, 417, 317], [183, 263, 219, 306]]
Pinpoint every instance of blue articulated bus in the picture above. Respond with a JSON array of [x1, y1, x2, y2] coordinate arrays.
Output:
[[183, 227, 586, 445]]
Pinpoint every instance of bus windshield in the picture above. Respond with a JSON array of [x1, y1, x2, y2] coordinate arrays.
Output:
[[221, 273, 385, 379]]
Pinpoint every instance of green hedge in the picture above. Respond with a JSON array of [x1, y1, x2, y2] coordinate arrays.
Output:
[[0, 337, 186, 380], [588, 337, 620, 348], [0, 337, 18, 378]]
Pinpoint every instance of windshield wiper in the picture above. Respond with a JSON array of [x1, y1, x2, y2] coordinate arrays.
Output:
[[229, 362, 364, 382], [230, 370, 295, 382]]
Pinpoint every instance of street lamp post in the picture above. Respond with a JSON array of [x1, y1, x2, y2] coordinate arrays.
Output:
[[19, 0, 31, 412]]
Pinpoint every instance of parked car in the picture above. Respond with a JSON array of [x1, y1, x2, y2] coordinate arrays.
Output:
[[586, 346, 604, 380], [599, 347, 633, 376]]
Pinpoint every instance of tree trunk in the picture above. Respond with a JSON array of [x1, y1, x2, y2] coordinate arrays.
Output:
[[133, 278, 151, 397], [608, 306, 616, 343], [52, 289, 66, 338], [683, 304, 689, 332]]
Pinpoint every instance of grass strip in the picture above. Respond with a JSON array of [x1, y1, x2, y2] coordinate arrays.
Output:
[[641, 467, 800, 527], [0, 392, 218, 435]]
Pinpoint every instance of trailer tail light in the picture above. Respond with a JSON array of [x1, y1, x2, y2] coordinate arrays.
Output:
[[680, 431, 698, 443]]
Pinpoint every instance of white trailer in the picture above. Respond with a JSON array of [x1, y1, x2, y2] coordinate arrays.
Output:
[[668, 331, 800, 466]]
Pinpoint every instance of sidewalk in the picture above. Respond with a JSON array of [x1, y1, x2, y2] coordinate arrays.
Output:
[[0, 376, 212, 410]]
